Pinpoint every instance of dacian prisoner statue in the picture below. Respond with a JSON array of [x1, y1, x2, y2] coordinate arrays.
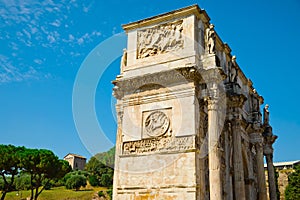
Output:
[[205, 23, 216, 54]]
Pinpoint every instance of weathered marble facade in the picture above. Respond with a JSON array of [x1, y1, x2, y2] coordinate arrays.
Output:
[[112, 5, 278, 200]]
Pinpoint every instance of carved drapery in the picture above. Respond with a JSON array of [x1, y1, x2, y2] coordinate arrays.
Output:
[[137, 20, 183, 59]]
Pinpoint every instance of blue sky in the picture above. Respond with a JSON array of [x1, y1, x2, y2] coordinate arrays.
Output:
[[0, 0, 299, 162]]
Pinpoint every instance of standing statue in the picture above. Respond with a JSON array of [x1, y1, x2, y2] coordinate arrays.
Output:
[[205, 24, 216, 54], [229, 56, 238, 82], [263, 104, 270, 125], [252, 89, 259, 111], [121, 48, 127, 71]]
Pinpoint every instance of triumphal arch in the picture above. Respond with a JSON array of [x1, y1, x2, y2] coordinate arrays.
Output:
[[112, 5, 278, 200]]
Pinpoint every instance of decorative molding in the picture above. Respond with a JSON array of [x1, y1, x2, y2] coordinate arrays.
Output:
[[113, 66, 201, 99], [122, 135, 195, 155], [122, 87, 195, 107], [227, 94, 247, 108]]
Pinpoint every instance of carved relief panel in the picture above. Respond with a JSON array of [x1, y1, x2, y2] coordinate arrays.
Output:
[[142, 108, 172, 139], [137, 20, 184, 59]]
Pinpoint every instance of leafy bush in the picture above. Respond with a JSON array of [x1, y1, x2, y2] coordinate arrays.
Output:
[[73, 170, 89, 177], [285, 165, 300, 200], [107, 188, 113, 199], [52, 179, 65, 187], [88, 175, 99, 186], [65, 175, 87, 191], [42, 179, 52, 190], [98, 190, 105, 197], [85, 156, 113, 187], [100, 174, 112, 187], [0, 177, 4, 190], [62, 170, 89, 186]]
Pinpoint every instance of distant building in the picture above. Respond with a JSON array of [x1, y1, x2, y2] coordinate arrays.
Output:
[[264, 160, 300, 199], [264, 160, 300, 170], [64, 153, 86, 170]]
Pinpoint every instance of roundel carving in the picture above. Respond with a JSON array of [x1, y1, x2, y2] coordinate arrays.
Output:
[[145, 111, 170, 137]]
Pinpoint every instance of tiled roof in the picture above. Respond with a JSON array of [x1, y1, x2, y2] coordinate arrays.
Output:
[[64, 153, 86, 159]]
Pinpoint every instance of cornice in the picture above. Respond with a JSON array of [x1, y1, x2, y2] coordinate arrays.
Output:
[[122, 5, 210, 32], [113, 66, 201, 99]]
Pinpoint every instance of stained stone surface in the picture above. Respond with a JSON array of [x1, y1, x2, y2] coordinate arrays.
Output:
[[112, 4, 277, 200]]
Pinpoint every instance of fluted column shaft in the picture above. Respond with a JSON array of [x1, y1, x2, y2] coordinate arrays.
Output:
[[266, 154, 277, 200], [255, 142, 268, 200], [232, 120, 246, 200], [207, 99, 223, 200], [199, 110, 207, 200]]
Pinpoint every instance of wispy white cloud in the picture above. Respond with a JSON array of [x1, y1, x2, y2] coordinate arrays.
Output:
[[50, 19, 61, 27], [0, 0, 102, 83], [34, 59, 43, 65], [82, 1, 94, 13], [47, 34, 56, 43], [0, 55, 39, 83]]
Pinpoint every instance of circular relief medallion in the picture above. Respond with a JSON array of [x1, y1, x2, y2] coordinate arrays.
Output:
[[145, 111, 170, 137]]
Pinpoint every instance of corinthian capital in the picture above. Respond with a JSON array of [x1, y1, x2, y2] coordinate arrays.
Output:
[[206, 97, 219, 110]]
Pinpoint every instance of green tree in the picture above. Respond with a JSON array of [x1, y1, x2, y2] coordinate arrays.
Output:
[[0, 177, 4, 191], [21, 148, 71, 200], [285, 165, 300, 200], [15, 174, 31, 191], [85, 156, 113, 187], [0, 145, 24, 200], [100, 173, 113, 187], [94, 147, 115, 168], [88, 175, 99, 186], [62, 170, 89, 183], [65, 175, 87, 191]]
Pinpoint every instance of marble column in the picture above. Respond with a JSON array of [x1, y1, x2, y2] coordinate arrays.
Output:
[[265, 153, 277, 200], [199, 108, 208, 200], [112, 104, 123, 200], [207, 98, 223, 200], [264, 138, 278, 200], [255, 141, 267, 200], [224, 125, 233, 200], [232, 119, 246, 200], [263, 104, 278, 200]]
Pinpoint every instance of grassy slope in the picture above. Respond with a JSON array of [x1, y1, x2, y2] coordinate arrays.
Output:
[[5, 186, 108, 200]]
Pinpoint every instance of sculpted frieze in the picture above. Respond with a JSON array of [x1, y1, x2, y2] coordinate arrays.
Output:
[[137, 20, 183, 59], [122, 135, 195, 155]]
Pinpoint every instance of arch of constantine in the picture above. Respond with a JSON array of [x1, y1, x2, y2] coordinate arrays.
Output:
[[112, 5, 278, 200]]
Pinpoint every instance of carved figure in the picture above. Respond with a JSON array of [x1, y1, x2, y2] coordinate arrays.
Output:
[[145, 111, 170, 137], [263, 104, 270, 125], [205, 24, 216, 54], [121, 48, 127, 70], [253, 98, 259, 114], [229, 56, 238, 82], [251, 91, 259, 112], [137, 20, 183, 59]]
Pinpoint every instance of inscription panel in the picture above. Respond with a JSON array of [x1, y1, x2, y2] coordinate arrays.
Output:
[[122, 135, 195, 155]]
